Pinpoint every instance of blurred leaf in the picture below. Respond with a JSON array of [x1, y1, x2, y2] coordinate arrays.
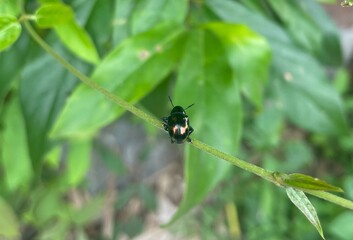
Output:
[[32, 188, 64, 226], [0, 15, 21, 51], [167, 29, 242, 225], [44, 144, 62, 168], [115, 216, 143, 237], [0, 0, 21, 16], [343, 175, 353, 199], [286, 187, 325, 239], [282, 140, 313, 171], [38, 221, 69, 240], [0, 32, 29, 102], [333, 68, 350, 94], [138, 185, 157, 210], [1, 94, 33, 191], [267, 0, 342, 65], [207, 0, 348, 135], [206, 0, 293, 44], [71, 196, 104, 225], [51, 24, 184, 138], [85, 0, 113, 55], [113, 0, 137, 45], [94, 141, 127, 175], [69, 0, 97, 25], [131, 0, 187, 34], [35, 3, 74, 28], [270, 45, 348, 135], [66, 139, 91, 186], [204, 22, 271, 108], [20, 44, 78, 172], [0, 196, 20, 239], [329, 212, 353, 240], [245, 106, 283, 150], [55, 20, 100, 64]]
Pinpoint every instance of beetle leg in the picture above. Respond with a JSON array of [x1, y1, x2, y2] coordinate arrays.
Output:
[[162, 117, 169, 131], [189, 126, 194, 134], [187, 137, 192, 143]]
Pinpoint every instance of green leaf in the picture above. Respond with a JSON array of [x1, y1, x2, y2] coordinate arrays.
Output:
[[1, 94, 33, 191], [206, 0, 292, 44], [286, 187, 325, 239], [31, 188, 64, 226], [203, 22, 271, 108], [0, 32, 29, 102], [94, 141, 127, 175], [329, 212, 353, 240], [0, 0, 21, 16], [283, 173, 343, 192], [245, 106, 283, 150], [131, 0, 187, 34], [19, 45, 78, 172], [207, 0, 348, 135], [66, 139, 91, 186], [113, 0, 137, 45], [51, 24, 184, 138], [35, 3, 74, 28], [267, 0, 342, 65], [0, 15, 21, 51], [71, 196, 104, 226], [54, 20, 100, 64], [37, 221, 69, 240], [84, 0, 112, 55], [270, 45, 348, 135], [166, 29, 242, 225], [0, 196, 20, 239]]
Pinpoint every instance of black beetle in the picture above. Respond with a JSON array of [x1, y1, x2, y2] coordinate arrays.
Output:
[[162, 96, 194, 144]]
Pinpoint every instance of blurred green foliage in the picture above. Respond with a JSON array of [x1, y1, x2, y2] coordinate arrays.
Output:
[[0, 0, 352, 239]]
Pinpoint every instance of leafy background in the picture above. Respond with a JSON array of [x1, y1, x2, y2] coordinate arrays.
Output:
[[0, 0, 353, 239]]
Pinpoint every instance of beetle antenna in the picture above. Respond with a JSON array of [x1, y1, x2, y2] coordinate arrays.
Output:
[[168, 96, 174, 107], [185, 103, 194, 110]]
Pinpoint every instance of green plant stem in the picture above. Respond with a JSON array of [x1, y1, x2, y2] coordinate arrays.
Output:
[[23, 20, 353, 211]]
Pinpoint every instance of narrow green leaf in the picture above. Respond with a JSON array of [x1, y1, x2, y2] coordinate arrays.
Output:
[[1, 94, 33, 191], [166, 29, 242, 225], [55, 20, 100, 64], [286, 187, 325, 239], [0, 196, 20, 239], [66, 139, 91, 186], [0, 15, 21, 51], [204, 22, 271, 108], [51, 24, 184, 138], [35, 3, 74, 28], [284, 173, 343, 192]]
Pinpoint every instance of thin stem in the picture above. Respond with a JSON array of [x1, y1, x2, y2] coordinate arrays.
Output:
[[23, 19, 353, 211], [304, 190, 353, 210]]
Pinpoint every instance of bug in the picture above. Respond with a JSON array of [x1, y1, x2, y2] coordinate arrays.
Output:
[[162, 96, 194, 144]]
